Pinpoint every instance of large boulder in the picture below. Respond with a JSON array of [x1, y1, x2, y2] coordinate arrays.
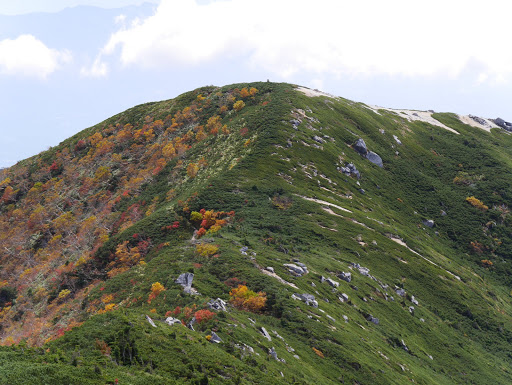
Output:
[[353, 138, 368, 155], [494, 117, 512, 131], [176, 272, 194, 294], [366, 151, 383, 168]]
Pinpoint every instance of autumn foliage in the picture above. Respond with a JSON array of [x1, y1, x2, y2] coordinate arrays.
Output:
[[148, 282, 165, 303], [229, 284, 267, 312]]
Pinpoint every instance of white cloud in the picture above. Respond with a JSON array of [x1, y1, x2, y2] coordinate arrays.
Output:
[[97, 0, 512, 83], [80, 56, 109, 77], [0, 35, 71, 78]]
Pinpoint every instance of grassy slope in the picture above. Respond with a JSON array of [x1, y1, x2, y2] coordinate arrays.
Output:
[[1, 82, 512, 384]]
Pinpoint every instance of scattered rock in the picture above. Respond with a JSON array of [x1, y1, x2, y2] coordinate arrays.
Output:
[[338, 271, 352, 282], [395, 288, 406, 297], [440, 210, 447, 217], [272, 330, 285, 341], [469, 115, 487, 126], [338, 162, 361, 179], [343, 315, 349, 323], [210, 331, 222, 343], [260, 327, 272, 341], [410, 296, 419, 305], [358, 188, 366, 195], [292, 293, 318, 307], [207, 298, 228, 311], [266, 266, 275, 273], [269, 347, 286, 362], [339, 293, 349, 303], [187, 317, 196, 331], [284, 263, 308, 276], [493, 117, 512, 131], [165, 317, 182, 326], [423, 219, 435, 228], [367, 315, 379, 325], [352, 263, 370, 276], [408, 306, 415, 315], [321, 276, 340, 288], [146, 315, 157, 328], [240, 246, 249, 255], [312, 135, 326, 144], [366, 151, 383, 168], [290, 119, 301, 129], [393, 135, 402, 145], [400, 339, 409, 352], [176, 273, 195, 294], [353, 138, 368, 155], [420, 318, 425, 323]]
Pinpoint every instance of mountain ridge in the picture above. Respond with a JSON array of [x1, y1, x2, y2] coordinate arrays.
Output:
[[1, 82, 512, 384]]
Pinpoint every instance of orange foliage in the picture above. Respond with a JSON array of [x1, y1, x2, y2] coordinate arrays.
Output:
[[229, 285, 266, 312]]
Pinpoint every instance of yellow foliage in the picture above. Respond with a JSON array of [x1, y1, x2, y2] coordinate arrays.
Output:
[[101, 294, 114, 304], [233, 100, 245, 112], [187, 163, 199, 178], [196, 243, 219, 257], [466, 196, 488, 210], [57, 289, 71, 300]]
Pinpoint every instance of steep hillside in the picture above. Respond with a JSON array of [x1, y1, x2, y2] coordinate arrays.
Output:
[[1, 82, 512, 384]]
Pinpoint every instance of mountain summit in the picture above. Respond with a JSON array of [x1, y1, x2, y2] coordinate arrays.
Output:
[[1, 82, 512, 384]]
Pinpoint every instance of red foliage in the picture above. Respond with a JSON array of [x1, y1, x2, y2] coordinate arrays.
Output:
[[194, 309, 216, 324]]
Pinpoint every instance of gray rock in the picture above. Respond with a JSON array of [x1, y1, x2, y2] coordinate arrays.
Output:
[[266, 266, 275, 273], [284, 263, 307, 276], [207, 298, 228, 311], [176, 272, 194, 294], [210, 331, 222, 343], [240, 246, 249, 255], [272, 330, 285, 341], [358, 188, 366, 194], [269, 347, 279, 360], [338, 162, 361, 179], [409, 306, 415, 314], [401, 339, 409, 352], [395, 288, 406, 297], [312, 135, 326, 144], [260, 327, 272, 341], [469, 115, 487, 126], [353, 138, 368, 155], [338, 271, 352, 282], [367, 315, 379, 325], [493, 117, 512, 131], [393, 135, 402, 145], [423, 219, 435, 228], [293, 293, 318, 307], [187, 317, 196, 331], [339, 293, 349, 303], [146, 315, 157, 328], [343, 315, 349, 323], [410, 296, 419, 305], [321, 276, 339, 288], [440, 210, 447, 216], [366, 151, 383, 168], [165, 317, 182, 326]]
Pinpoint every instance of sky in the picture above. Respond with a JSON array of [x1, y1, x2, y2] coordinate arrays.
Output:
[[0, 0, 511, 168]]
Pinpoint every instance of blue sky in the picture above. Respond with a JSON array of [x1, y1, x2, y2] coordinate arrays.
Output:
[[0, 0, 511, 167]]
